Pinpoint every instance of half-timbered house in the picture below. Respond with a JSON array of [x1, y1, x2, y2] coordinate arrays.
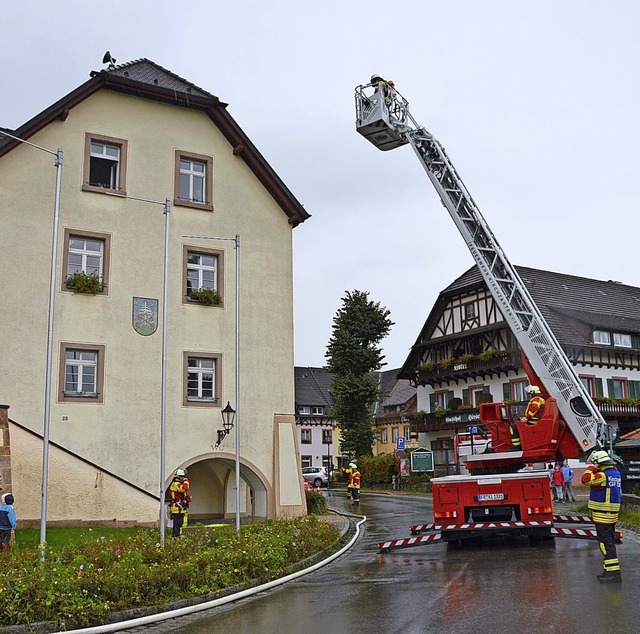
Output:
[[398, 265, 640, 475]]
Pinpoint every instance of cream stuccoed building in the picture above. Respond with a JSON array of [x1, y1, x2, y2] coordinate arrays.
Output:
[[0, 58, 310, 525]]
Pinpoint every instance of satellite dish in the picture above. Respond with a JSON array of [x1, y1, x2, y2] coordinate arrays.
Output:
[[102, 51, 116, 66]]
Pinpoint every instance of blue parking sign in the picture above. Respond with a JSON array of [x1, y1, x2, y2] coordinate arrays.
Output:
[[397, 436, 406, 450]]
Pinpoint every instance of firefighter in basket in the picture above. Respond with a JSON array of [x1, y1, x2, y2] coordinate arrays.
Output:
[[169, 468, 191, 538], [581, 450, 622, 583], [510, 385, 545, 450]]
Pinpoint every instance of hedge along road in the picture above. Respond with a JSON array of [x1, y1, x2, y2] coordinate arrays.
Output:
[[111, 490, 639, 634]]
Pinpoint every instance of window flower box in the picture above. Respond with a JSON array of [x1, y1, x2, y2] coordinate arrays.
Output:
[[66, 271, 103, 295], [188, 288, 222, 305]]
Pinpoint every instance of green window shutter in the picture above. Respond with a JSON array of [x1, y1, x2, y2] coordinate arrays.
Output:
[[503, 382, 511, 400], [606, 379, 614, 399], [629, 381, 640, 399], [595, 378, 604, 398], [462, 388, 469, 405], [429, 393, 436, 412]]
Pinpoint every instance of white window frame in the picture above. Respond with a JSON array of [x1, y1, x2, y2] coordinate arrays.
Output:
[[380, 428, 388, 443], [299, 406, 311, 415], [59, 342, 105, 403], [186, 358, 216, 402], [187, 252, 217, 292], [392, 427, 399, 442], [179, 158, 206, 203], [301, 455, 312, 468], [83, 133, 128, 194], [301, 429, 312, 444], [61, 229, 111, 294], [593, 330, 611, 345], [613, 333, 631, 348], [322, 429, 332, 444], [174, 150, 213, 211], [183, 246, 224, 307], [183, 352, 222, 407], [312, 406, 324, 415], [67, 237, 104, 278], [65, 350, 97, 395]]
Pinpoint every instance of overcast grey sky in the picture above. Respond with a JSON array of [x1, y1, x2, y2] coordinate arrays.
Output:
[[4, 1, 640, 371]]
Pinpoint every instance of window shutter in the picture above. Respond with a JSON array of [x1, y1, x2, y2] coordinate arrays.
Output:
[[503, 382, 511, 400], [595, 378, 604, 398], [606, 379, 614, 399], [429, 393, 436, 412], [462, 388, 469, 405], [448, 390, 455, 403], [629, 381, 640, 399]]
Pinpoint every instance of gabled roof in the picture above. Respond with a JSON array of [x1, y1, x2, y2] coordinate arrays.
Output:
[[294, 367, 334, 415], [399, 265, 640, 379], [377, 368, 416, 408], [0, 58, 310, 227]]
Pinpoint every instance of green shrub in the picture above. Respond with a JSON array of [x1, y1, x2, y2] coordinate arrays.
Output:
[[305, 491, 328, 514], [359, 453, 398, 484]]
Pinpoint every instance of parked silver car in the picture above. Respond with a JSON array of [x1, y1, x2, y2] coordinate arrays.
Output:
[[301, 466, 329, 488]]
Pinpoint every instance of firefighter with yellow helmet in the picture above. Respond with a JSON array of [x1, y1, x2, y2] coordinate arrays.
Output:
[[347, 462, 361, 506], [510, 385, 545, 449], [581, 450, 622, 583], [169, 468, 191, 538]]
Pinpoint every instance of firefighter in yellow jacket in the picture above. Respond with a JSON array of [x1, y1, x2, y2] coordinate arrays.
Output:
[[581, 450, 622, 583], [348, 462, 361, 506], [510, 385, 545, 449], [169, 468, 191, 538]]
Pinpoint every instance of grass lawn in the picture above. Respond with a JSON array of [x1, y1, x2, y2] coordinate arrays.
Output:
[[14, 526, 144, 551]]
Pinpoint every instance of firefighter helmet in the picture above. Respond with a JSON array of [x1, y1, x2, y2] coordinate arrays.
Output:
[[349, 462, 357, 469], [174, 468, 187, 477], [370, 73, 384, 84], [2, 493, 14, 505], [589, 450, 615, 466], [525, 385, 542, 395]]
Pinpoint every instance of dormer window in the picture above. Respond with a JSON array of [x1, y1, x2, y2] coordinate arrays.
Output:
[[593, 330, 632, 348], [613, 333, 632, 348]]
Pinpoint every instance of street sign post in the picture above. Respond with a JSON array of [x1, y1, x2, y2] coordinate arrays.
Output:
[[410, 448, 434, 473]]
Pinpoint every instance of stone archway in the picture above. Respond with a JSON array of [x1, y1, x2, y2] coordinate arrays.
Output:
[[171, 454, 270, 522]]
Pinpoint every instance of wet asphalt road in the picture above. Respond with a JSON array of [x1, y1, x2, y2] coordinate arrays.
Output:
[[124, 490, 640, 634]]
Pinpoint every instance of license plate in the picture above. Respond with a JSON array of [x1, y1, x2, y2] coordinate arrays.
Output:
[[477, 493, 504, 501]]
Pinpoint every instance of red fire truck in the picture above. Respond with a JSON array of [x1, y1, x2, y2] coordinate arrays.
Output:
[[354, 77, 620, 551]]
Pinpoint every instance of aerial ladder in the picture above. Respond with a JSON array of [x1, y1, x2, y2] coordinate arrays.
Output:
[[354, 77, 617, 549]]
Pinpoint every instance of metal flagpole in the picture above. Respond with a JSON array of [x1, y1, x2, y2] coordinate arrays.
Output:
[[159, 199, 171, 545], [234, 234, 241, 531]]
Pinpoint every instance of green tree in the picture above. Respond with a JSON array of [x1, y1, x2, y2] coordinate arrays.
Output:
[[325, 290, 393, 459]]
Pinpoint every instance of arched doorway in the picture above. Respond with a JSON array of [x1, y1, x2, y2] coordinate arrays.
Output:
[[166, 454, 269, 523]]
